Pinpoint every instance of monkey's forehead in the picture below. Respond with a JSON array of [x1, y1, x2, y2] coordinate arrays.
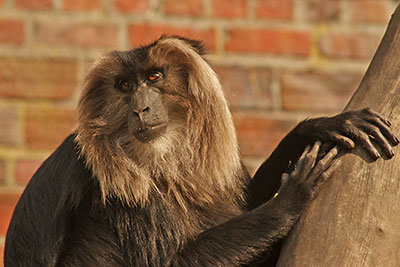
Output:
[[110, 35, 204, 66], [111, 46, 150, 68]]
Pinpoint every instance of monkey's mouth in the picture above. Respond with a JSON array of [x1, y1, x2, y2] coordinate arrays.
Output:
[[132, 123, 167, 143]]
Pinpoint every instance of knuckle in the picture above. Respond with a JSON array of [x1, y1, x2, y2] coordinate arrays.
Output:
[[304, 152, 313, 160], [320, 173, 329, 181], [362, 107, 373, 115], [369, 127, 380, 136], [314, 165, 324, 175], [304, 155, 316, 165], [343, 119, 353, 128], [360, 132, 370, 141], [315, 158, 326, 167]]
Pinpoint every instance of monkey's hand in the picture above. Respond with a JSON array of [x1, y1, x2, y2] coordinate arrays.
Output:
[[275, 141, 340, 204], [247, 108, 397, 209], [296, 108, 399, 160]]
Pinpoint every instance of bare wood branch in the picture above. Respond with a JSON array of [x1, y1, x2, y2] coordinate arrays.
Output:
[[277, 3, 400, 266]]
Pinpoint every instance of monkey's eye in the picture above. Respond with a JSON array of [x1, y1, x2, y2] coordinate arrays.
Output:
[[115, 79, 132, 92], [147, 72, 162, 82]]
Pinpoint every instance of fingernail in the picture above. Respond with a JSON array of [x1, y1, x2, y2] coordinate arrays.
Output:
[[386, 120, 392, 126], [395, 136, 399, 144], [389, 149, 395, 158], [346, 140, 355, 149]]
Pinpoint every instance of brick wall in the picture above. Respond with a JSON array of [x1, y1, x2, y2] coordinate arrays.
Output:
[[0, 0, 397, 262]]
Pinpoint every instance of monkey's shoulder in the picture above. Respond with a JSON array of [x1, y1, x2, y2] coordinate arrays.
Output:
[[5, 133, 94, 265], [11, 133, 93, 216]]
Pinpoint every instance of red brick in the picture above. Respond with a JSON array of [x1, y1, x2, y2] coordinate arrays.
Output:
[[0, 58, 77, 100], [164, 0, 204, 16], [211, 0, 248, 18], [62, 0, 102, 11], [234, 112, 296, 157], [16, 0, 52, 9], [35, 21, 119, 48], [25, 106, 76, 150], [0, 105, 20, 146], [130, 23, 216, 51], [349, 0, 391, 23], [319, 33, 381, 59], [0, 20, 25, 45], [0, 159, 5, 183], [281, 71, 362, 113], [255, 0, 293, 20], [225, 28, 311, 56], [214, 66, 273, 109], [306, 0, 340, 22], [15, 159, 44, 185], [114, 0, 148, 13], [0, 193, 20, 236], [0, 243, 4, 267]]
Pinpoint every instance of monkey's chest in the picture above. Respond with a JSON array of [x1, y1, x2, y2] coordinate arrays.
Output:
[[62, 195, 212, 266]]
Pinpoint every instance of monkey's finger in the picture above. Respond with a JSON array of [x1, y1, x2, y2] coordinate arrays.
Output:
[[320, 142, 334, 153], [313, 158, 341, 188], [365, 116, 399, 146], [310, 146, 339, 179], [297, 141, 321, 181], [292, 145, 311, 177], [361, 123, 395, 158], [317, 142, 335, 161], [309, 146, 339, 184], [354, 131, 381, 161], [322, 146, 339, 163], [322, 131, 355, 150], [363, 107, 392, 127], [308, 141, 322, 170]]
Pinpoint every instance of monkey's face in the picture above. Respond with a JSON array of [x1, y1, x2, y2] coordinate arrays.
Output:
[[76, 36, 242, 204], [79, 38, 199, 146], [114, 48, 194, 144], [113, 62, 170, 143]]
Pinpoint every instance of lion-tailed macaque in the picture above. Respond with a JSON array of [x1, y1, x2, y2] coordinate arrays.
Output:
[[4, 36, 398, 266]]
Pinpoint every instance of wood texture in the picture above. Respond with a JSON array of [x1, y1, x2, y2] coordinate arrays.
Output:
[[277, 4, 400, 266]]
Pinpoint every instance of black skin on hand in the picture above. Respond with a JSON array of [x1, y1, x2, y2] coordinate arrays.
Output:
[[298, 108, 399, 161], [274, 141, 341, 204], [249, 107, 399, 209]]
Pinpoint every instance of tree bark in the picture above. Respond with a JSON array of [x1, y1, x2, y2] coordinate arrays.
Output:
[[277, 4, 400, 267]]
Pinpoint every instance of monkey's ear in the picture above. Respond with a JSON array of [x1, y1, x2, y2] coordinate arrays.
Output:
[[160, 35, 206, 55]]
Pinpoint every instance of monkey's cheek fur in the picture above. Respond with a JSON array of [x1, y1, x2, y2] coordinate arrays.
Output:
[[132, 123, 168, 143]]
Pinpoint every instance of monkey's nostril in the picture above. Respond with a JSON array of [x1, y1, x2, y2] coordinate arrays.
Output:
[[132, 106, 150, 116]]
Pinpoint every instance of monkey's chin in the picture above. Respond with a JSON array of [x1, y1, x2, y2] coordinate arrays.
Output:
[[132, 123, 167, 143]]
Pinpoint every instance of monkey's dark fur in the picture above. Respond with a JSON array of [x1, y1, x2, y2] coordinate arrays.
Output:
[[4, 36, 398, 266]]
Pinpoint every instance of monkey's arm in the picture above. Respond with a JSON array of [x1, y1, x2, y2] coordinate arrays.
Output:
[[173, 143, 339, 267], [247, 108, 399, 209], [4, 134, 90, 267]]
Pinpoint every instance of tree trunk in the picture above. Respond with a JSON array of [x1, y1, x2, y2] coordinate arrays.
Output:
[[277, 4, 400, 267]]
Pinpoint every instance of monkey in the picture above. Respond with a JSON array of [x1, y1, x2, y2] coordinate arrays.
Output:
[[4, 36, 398, 266]]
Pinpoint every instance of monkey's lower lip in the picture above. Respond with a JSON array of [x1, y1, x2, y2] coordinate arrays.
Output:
[[133, 123, 167, 143]]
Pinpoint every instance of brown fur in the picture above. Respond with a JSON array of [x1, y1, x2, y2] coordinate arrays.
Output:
[[8, 36, 371, 266], [75, 37, 246, 210]]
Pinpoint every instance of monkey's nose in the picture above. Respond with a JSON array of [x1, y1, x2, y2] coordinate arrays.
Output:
[[133, 106, 150, 114], [132, 106, 150, 120]]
